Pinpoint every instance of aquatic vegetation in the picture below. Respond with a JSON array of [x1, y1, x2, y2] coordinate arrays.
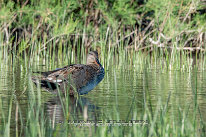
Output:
[[0, 0, 206, 137]]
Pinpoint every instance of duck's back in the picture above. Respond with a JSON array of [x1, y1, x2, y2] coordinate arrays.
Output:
[[32, 63, 104, 95]]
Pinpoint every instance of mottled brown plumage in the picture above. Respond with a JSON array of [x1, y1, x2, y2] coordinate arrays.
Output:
[[32, 51, 104, 96]]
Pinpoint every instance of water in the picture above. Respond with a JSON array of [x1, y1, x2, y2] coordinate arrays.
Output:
[[0, 54, 206, 136]]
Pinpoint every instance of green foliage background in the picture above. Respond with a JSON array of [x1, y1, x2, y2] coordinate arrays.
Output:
[[0, 0, 205, 53]]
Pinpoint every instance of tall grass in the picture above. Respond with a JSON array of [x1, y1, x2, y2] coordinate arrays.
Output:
[[0, 47, 206, 136], [0, 74, 205, 136], [0, 0, 205, 56]]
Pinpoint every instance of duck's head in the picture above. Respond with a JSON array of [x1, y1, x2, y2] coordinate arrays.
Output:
[[87, 51, 100, 65]]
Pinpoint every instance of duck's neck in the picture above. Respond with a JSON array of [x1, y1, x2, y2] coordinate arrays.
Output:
[[87, 60, 103, 69]]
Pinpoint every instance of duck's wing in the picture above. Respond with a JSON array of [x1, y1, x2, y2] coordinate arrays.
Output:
[[32, 64, 97, 95], [32, 64, 89, 86], [33, 66, 68, 77], [70, 65, 99, 91]]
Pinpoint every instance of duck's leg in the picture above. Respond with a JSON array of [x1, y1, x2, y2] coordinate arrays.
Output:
[[60, 83, 75, 96], [69, 87, 75, 96]]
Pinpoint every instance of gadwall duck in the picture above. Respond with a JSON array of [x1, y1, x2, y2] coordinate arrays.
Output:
[[32, 51, 104, 96]]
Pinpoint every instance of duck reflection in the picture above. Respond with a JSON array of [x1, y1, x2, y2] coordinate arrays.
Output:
[[45, 96, 100, 124]]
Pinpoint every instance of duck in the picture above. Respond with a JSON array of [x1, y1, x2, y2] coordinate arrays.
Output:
[[32, 51, 104, 96]]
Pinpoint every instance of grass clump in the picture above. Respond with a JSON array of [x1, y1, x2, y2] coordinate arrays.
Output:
[[0, 0, 205, 57]]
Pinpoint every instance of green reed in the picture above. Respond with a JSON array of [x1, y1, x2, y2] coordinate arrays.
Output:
[[0, 0, 206, 136], [1, 46, 206, 136]]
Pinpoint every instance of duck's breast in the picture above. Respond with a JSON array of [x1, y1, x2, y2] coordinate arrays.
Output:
[[79, 68, 104, 95]]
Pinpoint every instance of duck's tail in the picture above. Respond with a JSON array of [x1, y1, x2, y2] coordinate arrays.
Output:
[[32, 76, 58, 90]]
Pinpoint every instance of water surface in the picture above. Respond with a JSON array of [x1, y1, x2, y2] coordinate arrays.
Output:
[[0, 54, 206, 135]]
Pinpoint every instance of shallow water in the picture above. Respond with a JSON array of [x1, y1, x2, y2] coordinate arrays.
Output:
[[0, 54, 206, 135]]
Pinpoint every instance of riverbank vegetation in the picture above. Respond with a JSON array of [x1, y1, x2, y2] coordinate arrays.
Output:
[[0, 0, 205, 55]]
